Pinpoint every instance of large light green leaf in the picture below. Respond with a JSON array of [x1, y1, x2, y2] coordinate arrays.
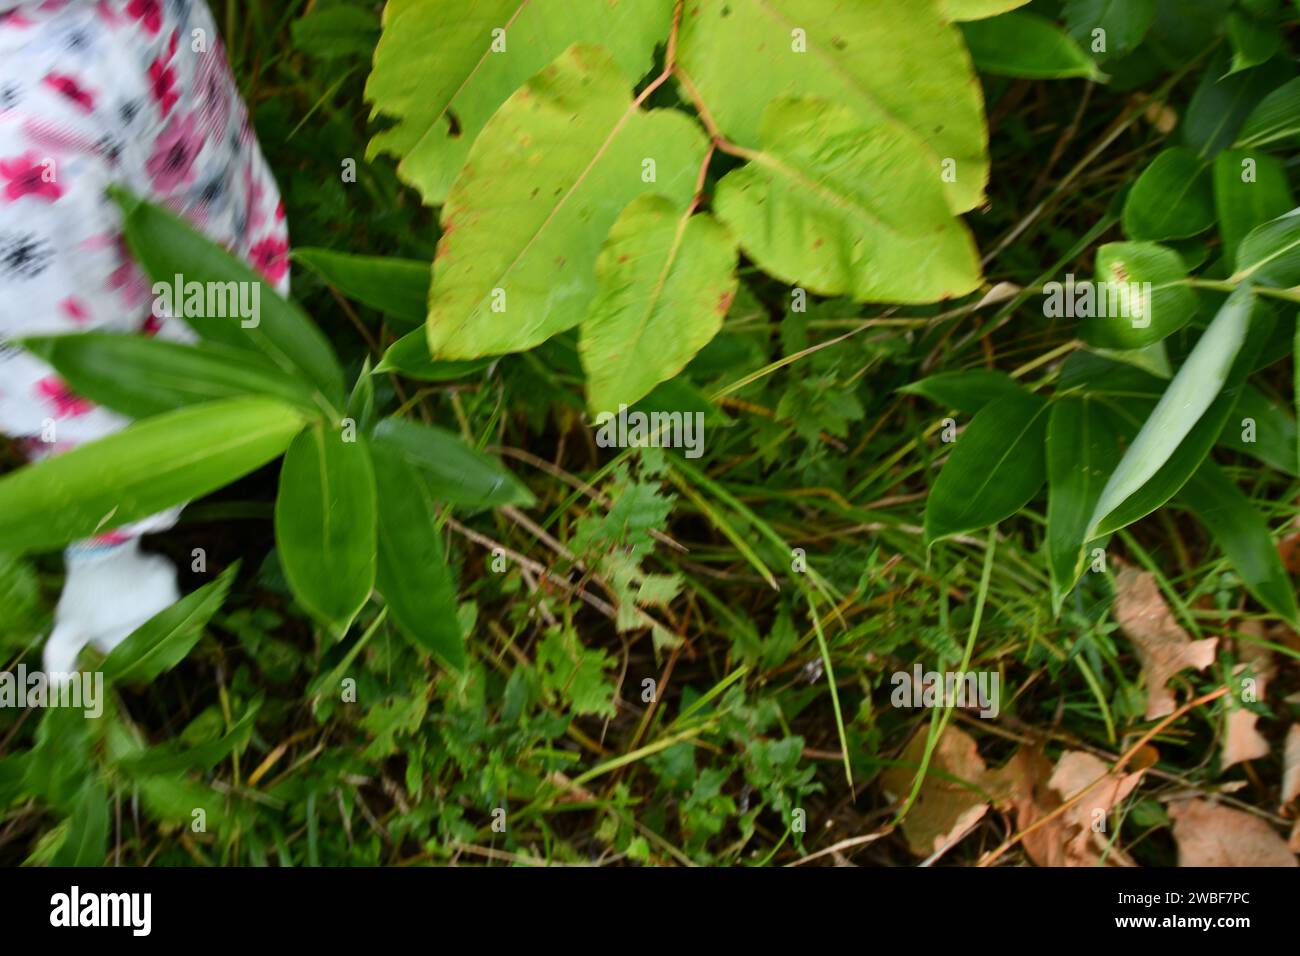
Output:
[[1122, 147, 1216, 241], [943, 0, 1031, 20], [713, 97, 981, 303], [961, 12, 1101, 79], [1076, 242, 1198, 349], [23, 333, 320, 419], [1064, 0, 1157, 59], [372, 442, 465, 667], [293, 249, 430, 326], [1087, 286, 1256, 537], [580, 195, 738, 415], [111, 191, 345, 412], [1046, 397, 1123, 608], [275, 426, 377, 634], [1214, 150, 1294, 271], [677, 0, 988, 214], [0, 397, 305, 555], [103, 564, 239, 684], [1178, 460, 1299, 624], [924, 391, 1050, 544], [424, 43, 707, 359], [365, 0, 673, 206], [371, 418, 534, 509]]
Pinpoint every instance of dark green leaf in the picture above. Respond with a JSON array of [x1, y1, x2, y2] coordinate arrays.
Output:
[[1122, 147, 1215, 241], [293, 248, 429, 326], [371, 418, 534, 509]]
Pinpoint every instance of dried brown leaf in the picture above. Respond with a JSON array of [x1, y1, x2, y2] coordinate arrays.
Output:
[[1112, 567, 1218, 719], [1167, 799, 1297, 867]]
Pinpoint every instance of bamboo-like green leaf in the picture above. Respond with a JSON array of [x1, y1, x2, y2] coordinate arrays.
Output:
[[1232, 208, 1300, 287], [1218, 384, 1297, 475], [1178, 460, 1299, 624], [111, 190, 345, 411], [423, 44, 707, 359], [677, 0, 988, 213], [375, 329, 497, 382], [371, 418, 534, 509], [1235, 75, 1300, 149], [103, 564, 239, 684], [372, 442, 465, 667], [52, 782, 108, 867], [0, 397, 306, 555], [275, 426, 378, 634], [580, 195, 738, 415], [293, 249, 430, 326], [23, 333, 320, 419], [924, 391, 1050, 544], [365, 0, 674, 205], [1088, 286, 1257, 537], [1225, 11, 1283, 75], [960, 12, 1101, 80], [1183, 52, 1292, 158], [1122, 147, 1216, 241], [714, 96, 981, 304], [115, 697, 262, 776], [1214, 150, 1294, 271], [1046, 397, 1123, 608], [898, 369, 1027, 415], [1064, 0, 1156, 59], [1077, 242, 1199, 348]]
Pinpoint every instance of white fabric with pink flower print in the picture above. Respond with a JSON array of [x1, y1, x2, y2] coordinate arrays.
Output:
[[0, 0, 290, 676]]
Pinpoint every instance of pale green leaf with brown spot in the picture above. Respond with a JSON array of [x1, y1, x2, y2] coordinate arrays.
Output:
[[425, 44, 708, 359], [580, 195, 737, 415]]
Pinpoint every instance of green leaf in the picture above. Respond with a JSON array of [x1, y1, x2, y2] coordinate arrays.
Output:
[[1122, 147, 1216, 241], [375, 329, 497, 381], [52, 782, 108, 867], [1214, 150, 1295, 271], [103, 564, 239, 684], [713, 96, 981, 303], [365, 0, 674, 205], [580, 195, 738, 414], [898, 369, 1027, 415], [1076, 242, 1199, 348], [371, 418, 534, 509], [924, 391, 1050, 543], [960, 13, 1101, 80], [293, 248, 429, 326], [677, 0, 989, 213], [1046, 397, 1123, 608], [1064, 0, 1157, 59], [1218, 384, 1297, 474], [372, 442, 465, 667], [111, 190, 345, 411], [1236, 75, 1300, 149], [1232, 208, 1300, 287], [0, 397, 306, 555], [1178, 460, 1299, 624], [115, 697, 262, 776], [1225, 11, 1283, 75], [22, 333, 320, 419], [275, 425, 378, 634], [943, 0, 1031, 20], [292, 4, 379, 59], [424, 43, 707, 359], [1088, 286, 1257, 537], [1183, 53, 1293, 157]]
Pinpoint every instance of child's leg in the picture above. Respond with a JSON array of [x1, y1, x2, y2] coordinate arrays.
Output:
[[0, 0, 289, 674]]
